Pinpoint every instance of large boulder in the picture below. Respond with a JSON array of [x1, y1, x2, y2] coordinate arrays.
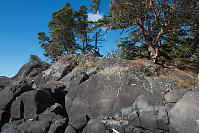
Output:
[[169, 91, 199, 133], [82, 119, 109, 133], [10, 90, 54, 120], [64, 125, 77, 133], [36, 81, 67, 101], [43, 54, 86, 81], [65, 64, 176, 132], [0, 76, 11, 89], [12, 62, 49, 80], [61, 68, 89, 89], [0, 79, 32, 110], [2, 105, 67, 133]]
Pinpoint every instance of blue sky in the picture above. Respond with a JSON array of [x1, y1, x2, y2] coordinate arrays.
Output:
[[0, 0, 124, 77]]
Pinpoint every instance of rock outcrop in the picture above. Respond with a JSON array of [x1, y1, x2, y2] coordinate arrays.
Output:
[[0, 54, 198, 133]]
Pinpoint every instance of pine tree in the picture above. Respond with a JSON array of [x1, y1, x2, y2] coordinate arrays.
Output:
[[90, 0, 100, 14], [48, 2, 77, 54], [29, 54, 41, 63], [37, 32, 63, 62], [74, 5, 90, 53]]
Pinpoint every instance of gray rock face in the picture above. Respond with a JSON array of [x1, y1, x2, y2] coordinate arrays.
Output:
[[139, 107, 158, 130], [0, 110, 5, 128], [158, 107, 169, 130], [0, 79, 32, 110], [43, 54, 90, 81], [12, 62, 49, 80], [45, 62, 75, 81], [10, 90, 54, 120], [1, 55, 197, 133], [61, 68, 89, 89], [0, 76, 10, 89], [64, 125, 77, 133], [165, 89, 189, 103], [2, 102, 67, 133], [82, 119, 108, 133], [2, 112, 67, 133], [128, 111, 140, 127], [169, 91, 199, 133], [65, 64, 176, 133], [65, 66, 146, 120]]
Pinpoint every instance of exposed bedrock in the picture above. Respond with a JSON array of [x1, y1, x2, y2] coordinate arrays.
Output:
[[0, 54, 198, 133]]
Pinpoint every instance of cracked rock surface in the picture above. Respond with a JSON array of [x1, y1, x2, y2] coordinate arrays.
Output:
[[0, 54, 198, 133]]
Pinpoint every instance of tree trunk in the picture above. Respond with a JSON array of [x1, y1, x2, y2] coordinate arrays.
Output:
[[147, 41, 159, 63], [185, 28, 199, 58]]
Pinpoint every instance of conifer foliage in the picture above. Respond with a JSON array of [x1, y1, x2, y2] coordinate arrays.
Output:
[[37, 2, 103, 62]]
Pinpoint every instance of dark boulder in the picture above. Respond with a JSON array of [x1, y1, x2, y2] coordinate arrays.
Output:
[[12, 62, 49, 80], [64, 125, 77, 133], [0, 79, 32, 110], [17, 120, 51, 133], [0, 76, 11, 89], [82, 119, 109, 133], [61, 68, 89, 89], [36, 82, 67, 101], [39, 112, 67, 133], [69, 115, 89, 131], [2, 109, 67, 133], [0, 88, 13, 110], [10, 90, 54, 120], [43, 55, 78, 81], [64, 64, 176, 132], [65, 65, 176, 120], [0, 110, 6, 128], [169, 91, 199, 133]]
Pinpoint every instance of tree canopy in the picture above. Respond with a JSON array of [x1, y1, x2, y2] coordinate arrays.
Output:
[[37, 0, 199, 63], [90, 0, 199, 61], [37, 2, 104, 61]]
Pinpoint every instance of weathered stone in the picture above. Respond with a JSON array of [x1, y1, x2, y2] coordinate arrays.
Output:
[[136, 95, 151, 110], [65, 96, 90, 121], [0, 79, 32, 110], [37, 82, 67, 102], [2, 56, 190, 133], [124, 126, 135, 133], [1, 119, 25, 133], [86, 67, 99, 77], [103, 119, 128, 133], [43, 55, 82, 81], [0, 88, 13, 110], [0, 110, 6, 129], [82, 119, 108, 133], [64, 125, 77, 133], [165, 89, 189, 103], [2, 111, 67, 133], [18, 120, 51, 133], [61, 68, 89, 89], [0, 76, 11, 89], [69, 115, 89, 130], [169, 91, 199, 133], [65, 66, 146, 120], [12, 62, 49, 80], [132, 128, 142, 133], [157, 107, 169, 130], [128, 111, 140, 127], [47, 118, 67, 133], [10, 90, 54, 120], [45, 103, 66, 117], [139, 107, 158, 130]]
